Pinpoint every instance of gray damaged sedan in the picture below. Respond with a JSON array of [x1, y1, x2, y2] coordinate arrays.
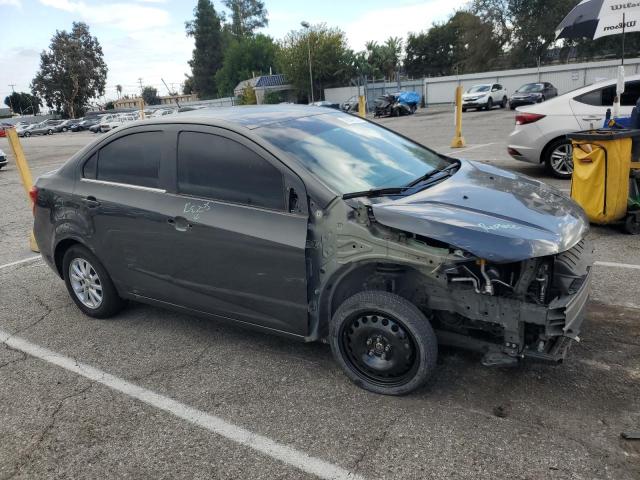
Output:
[[32, 106, 592, 395]]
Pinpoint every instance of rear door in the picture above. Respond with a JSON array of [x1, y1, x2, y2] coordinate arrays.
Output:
[[160, 126, 310, 337], [571, 80, 640, 129], [75, 127, 176, 298]]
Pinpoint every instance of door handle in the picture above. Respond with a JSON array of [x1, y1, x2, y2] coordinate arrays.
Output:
[[167, 216, 192, 232], [84, 196, 100, 208]]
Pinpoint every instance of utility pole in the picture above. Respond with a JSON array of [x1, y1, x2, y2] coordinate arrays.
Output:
[[138, 78, 144, 96], [301, 21, 314, 103], [8, 84, 16, 114]]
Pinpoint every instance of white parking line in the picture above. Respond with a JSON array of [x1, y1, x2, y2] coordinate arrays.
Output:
[[595, 261, 640, 271], [445, 142, 497, 155], [0, 256, 42, 270], [0, 329, 365, 480]]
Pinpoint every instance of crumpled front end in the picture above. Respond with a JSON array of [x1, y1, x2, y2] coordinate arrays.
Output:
[[430, 238, 593, 365]]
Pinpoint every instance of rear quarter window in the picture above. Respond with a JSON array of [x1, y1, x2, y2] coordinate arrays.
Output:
[[84, 131, 162, 188]]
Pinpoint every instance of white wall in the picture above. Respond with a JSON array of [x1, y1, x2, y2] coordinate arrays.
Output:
[[325, 58, 640, 106]]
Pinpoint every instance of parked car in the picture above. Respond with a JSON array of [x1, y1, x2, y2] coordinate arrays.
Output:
[[508, 74, 640, 178], [54, 119, 78, 133], [462, 83, 508, 111], [33, 106, 592, 396], [310, 101, 340, 110], [373, 93, 417, 117], [100, 113, 139, 133], [0, 148, 7, 170], [341, 95, 360, 112], [0, 122, 12, 137], [509, 82, 558, 110], [21, 122, 55, 137], [71, 117, 101, 132], [17, 124, 38, 137]]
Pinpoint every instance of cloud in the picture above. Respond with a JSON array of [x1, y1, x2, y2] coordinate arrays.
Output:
[[38, 0, 170, 31], [345, 0, 468, 51]]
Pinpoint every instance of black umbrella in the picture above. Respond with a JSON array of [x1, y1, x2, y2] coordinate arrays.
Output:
[[556, 0, 640, 62]]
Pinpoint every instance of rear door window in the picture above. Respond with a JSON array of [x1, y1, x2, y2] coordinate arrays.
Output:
[[92, 131, 162, 188], [177, 131, 285, 210]]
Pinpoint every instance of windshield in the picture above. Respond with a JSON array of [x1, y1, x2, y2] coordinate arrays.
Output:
[[517, 83, 544, 93], [467, 85, 490, 93], [257, 113, 448, 194]]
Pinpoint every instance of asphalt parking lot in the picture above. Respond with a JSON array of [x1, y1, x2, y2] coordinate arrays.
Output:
[[1, 108, 639, 479]]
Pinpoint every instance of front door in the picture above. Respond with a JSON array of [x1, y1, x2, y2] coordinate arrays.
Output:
[[160, 127, 310, 337]]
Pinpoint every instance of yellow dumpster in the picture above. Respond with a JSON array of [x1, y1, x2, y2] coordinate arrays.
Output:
[[568, 129, 640, 225]]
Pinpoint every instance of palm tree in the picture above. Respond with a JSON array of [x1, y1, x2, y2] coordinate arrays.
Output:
[[116, 84, 123, 99]]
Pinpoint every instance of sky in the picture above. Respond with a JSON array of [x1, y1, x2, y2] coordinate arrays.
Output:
[[0, 0, 467, 103]]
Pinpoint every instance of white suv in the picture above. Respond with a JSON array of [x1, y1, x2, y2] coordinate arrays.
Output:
[[508, 75, 640, 178], [462, 83, 508, 112]]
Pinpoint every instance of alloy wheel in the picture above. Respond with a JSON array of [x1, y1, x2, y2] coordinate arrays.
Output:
[[340, 312, 418, 387], [550, 143, 574, 176], [69, 258, 103, 309]]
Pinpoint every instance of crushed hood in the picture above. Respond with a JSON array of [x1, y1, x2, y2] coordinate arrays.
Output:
[[371, 160, 589, 263]]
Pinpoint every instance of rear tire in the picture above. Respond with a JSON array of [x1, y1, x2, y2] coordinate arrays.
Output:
[[485, 98, 493, 111], [462, 107, 467, 113], [63, 245, 125, 319], [544, 138, 574, 179], [500, 97, 507, 108], [624, 214, 640, 235], [329, 291, 438, 396]]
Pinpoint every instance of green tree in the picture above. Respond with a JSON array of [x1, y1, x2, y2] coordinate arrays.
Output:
[[263, 90, 283, 104], [183, 75, 194, 95], [471, 0, 580, 67], [277, 24, 352, 102], [142, 86, 160, 105], [364, 38, 403, 81], [405, 11, 502, 76], [3, 92, 41, 115], [215, 34, 278, 96], [31, 22, 107, 118], [224, 0, 268, 37], [186, 0, 225, 99], [237, 85, 257, 104], [105, 101, 115, 110]]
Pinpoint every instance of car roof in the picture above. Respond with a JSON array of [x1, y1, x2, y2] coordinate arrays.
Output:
[[139, 105, 328, 130]]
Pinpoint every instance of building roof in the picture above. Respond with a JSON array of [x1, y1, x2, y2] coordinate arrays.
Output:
[[255, 74, 288, 88], [234, 74, 289, 93]]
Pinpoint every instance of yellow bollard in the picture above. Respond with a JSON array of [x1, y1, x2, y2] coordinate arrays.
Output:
[[139, 98, 145, 120], [6, 128, 39, 252], [358, 95, 366, 118], [450, 86, 466, 148]]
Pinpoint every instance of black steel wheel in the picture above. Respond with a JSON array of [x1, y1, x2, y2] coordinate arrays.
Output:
[[329, 291, 438, 396], [500, 96, 507, 108], [486, 98, 493, 111]]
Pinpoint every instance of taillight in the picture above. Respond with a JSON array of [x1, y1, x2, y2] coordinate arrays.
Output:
[[29, 186, 38, 214], [516, 112, 546, 125]]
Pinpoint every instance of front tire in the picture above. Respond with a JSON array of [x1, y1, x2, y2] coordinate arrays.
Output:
[[329, 291, 438, 396], [63, 245, 125, 318], [544, 138, 574, 179]]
